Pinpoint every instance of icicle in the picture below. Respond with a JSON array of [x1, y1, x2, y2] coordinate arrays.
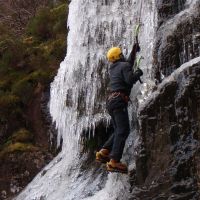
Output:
[[16, 0, 158, 199]]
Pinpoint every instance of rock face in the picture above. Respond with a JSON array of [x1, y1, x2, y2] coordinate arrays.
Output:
[[0, 150, 53, 200], [4, 1, 200, 200], [133, 59, 200, 199], [0, 88, 55, 200], [153, 0, 200, 83], [131, 1, 200, 199]]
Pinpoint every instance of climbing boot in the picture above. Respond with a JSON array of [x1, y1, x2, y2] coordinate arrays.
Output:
[[96, 149, 110, 163], [106, 159, 128, 174]]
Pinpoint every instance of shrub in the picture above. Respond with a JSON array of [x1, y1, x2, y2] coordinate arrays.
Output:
[[51, 4, 67, 36], [27, 7, 53, 41], [0, 142, 37, 158], [0, 94, 20, 116], [39, 39, 66, 62], [26, 3, 67, 41], [0, 1, 68, 157], [0, 80, 11, 93], [12, 77, 36, 104], [11, 128, 33, 143], [49, 39, 66, 61], [11, 69, 54, 104], [28, 69, 54, 85], [0, 37, 26, 70]]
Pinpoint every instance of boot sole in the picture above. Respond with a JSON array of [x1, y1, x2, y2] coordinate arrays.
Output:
[[107, 166, 128, 174]]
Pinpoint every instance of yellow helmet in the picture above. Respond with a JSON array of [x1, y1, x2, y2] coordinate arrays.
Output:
[[107, 47, 122, 62]]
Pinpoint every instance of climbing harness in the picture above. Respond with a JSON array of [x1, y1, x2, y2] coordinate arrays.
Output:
[[107, 91, 130, 104]]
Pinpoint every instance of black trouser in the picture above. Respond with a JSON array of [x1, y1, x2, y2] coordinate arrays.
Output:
[[103, 96, 130, 161]]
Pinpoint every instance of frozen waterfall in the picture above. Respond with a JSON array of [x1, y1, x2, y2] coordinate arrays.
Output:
[[16, 0, 157, 200]]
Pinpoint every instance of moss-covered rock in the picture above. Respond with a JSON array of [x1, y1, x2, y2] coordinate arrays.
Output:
[[0, 1, 68, 198], [26, 7, 53, 41], [11, 128, 33, 143], [0, 94, 20, 116], [0, 142, 37, 158], [26, 3, 67, 42], [0, 37, 26, 71], [51, 4, 67, 36], [12, 77, 36, 104]]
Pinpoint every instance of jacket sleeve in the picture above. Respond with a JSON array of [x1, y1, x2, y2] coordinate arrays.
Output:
[[126, 43, 138, 66], [122, 63, 139, 85]]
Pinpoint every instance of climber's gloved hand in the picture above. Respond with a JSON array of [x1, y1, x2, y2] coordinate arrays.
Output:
[[135, 37, 141, 52], [135, 68, 143, 78], [136, 43, 141, 52], [132, 41, 140, 53], [135, 36, 141, 52]]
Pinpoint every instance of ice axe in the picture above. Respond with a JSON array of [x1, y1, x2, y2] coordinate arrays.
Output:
[[134, 0, 143, 39], [133, 24, 143, 84], [133, 55, 144, 84], [133, 0, 144, 84], [134, 23, 141, 43]]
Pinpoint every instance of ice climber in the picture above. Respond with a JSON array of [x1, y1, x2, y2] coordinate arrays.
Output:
[[96, 41, 143, 174]]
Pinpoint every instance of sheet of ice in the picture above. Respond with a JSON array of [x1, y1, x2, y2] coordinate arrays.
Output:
[[16, 0, 200, 199], [16, 0, 157, 200], [138, 56, 200, 113]]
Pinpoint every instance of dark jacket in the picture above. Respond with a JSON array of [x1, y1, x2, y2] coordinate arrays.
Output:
[[108, 43, 141, 96]]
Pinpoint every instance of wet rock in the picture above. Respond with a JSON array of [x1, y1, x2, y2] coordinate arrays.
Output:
[[0, 86, 57, 199], [0, 150, 53, 199], [1, 190, 7, 199], [153, 1, 200, 83], [156, 0, 187, 26], [131, 60, 200, 199]]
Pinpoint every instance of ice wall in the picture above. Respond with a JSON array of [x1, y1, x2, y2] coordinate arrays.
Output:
[[16, 0, 157, 199]]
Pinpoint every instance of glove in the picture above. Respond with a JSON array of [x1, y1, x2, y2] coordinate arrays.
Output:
[[135, 36, 141, 52], [132, 41, 140, 53], [134, 68, 143, 77], [136, 43, 141, 52]]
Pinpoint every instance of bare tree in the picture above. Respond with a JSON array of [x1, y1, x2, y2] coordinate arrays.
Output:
[[0, 0, 51, 34]]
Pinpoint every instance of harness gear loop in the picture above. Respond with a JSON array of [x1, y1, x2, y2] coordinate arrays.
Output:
[[108, 92, 130, 104]]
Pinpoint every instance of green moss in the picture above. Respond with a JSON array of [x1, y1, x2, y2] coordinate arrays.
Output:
[[0, 2, 68, 151], [26, 7, 54, 41], [0, 80, 11, 93], [0, 37, 26, 69], [50, 39, 66, 60], [0, 94, 20, 115], [22, 36, 35, 45], [51, 3, 66, 16], [0, 128, 36, 158], [12, 77, 36, 104], [39, 38, 66, 61], [0, 142, 37, 158], [11, 128, 33, 143], [26, 3, 67, 42], [0, 24, 11, 37], [51, 4, 67, 36], [11, 68, 55, 105]]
